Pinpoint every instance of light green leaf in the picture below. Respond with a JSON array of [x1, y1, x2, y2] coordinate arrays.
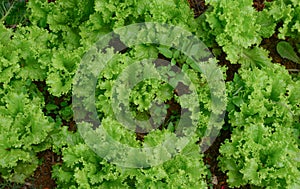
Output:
[[157, 46, 173, 59]]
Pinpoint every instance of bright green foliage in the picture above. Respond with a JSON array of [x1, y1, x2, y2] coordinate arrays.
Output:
[[0, 14, 69, 183], [81, 0, 198, 48], [68, 25, 216, 189], [47, 0, 218, 187], [219, 64, 300, 188], [197, 0, 300, 67], [23, 0, 200, 97], [0, 0, 299, 187], [0, 24, 18, 85], [94, 49, 213, 131], [91, 0, 197, 31], [265, 0, 300, 39], [52, 133, 208, 189], [26, 0, 89, 96], [0, 80, 55, 183], [199, 0, 276, 64], [234, 46, 273, 69], [0, 22, 54, 86]]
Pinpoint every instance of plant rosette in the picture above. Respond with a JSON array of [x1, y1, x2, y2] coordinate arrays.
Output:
[[72, 22, 226, 168]]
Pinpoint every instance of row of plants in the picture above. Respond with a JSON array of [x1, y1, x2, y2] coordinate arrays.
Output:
[[0, 0, 299, 188]]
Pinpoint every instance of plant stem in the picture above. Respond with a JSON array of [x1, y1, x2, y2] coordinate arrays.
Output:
[[0, 0, 15, 23]]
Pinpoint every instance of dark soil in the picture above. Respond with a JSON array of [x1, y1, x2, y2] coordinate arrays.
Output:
[[203, 128, 231, 189], [217, 51, 241, 82], [0, 151, 61, 189], [253, 0, 273, 11], [203, 50, 240, 188], [28, 151, 62, 189], [260, 33, 300, 72], [187, 0, 207, 18]]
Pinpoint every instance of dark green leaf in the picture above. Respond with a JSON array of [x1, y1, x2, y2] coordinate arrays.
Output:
[[276, 41, 300, 64]]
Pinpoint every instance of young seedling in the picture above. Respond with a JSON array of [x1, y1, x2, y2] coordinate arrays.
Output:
[[276, 41, 300, 64]]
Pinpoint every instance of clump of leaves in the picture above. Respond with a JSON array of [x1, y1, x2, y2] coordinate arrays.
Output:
[[50, 0, 226, 187], [0, 80, 56, 183], [219, 64, 300, 188], [197, 0, 276, 66]]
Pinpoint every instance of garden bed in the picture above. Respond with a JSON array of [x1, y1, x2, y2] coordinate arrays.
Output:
[[0, 0, 299, 188]]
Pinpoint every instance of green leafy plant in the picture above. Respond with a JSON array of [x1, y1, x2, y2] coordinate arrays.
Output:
[[0, 0, 299, 188], [196, 0, 300, 68], [52, 133, 209, 189], [265, 0, 300, 39], [25, 0, 199, 97], [10, 0, 217, 187], [197, 0, 276, 66], [276, 41, 300, 64], [219, 64, 300, 188], [0, 80, 55, 183]]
